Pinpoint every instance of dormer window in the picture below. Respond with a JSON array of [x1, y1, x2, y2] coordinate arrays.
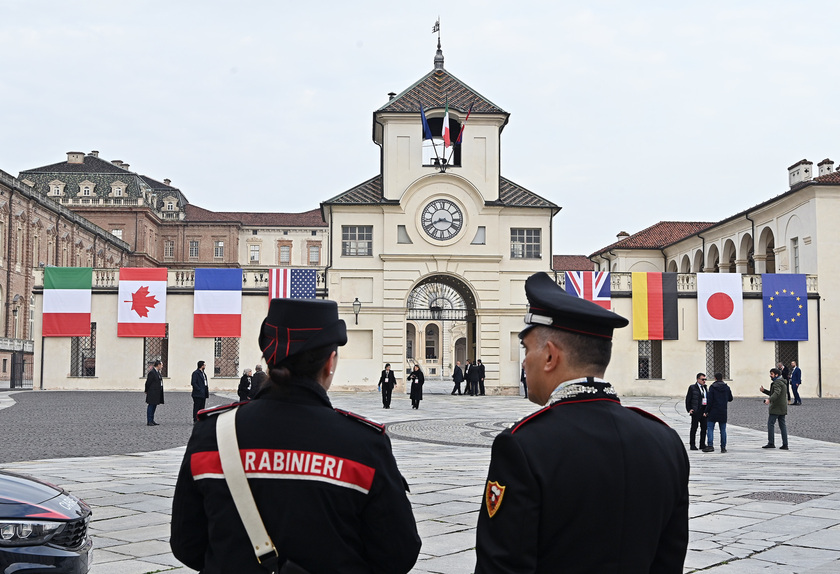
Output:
[[422, 116, 462, 168], [83, 187, 91, 196], [114, 188, 122, 196], [167, 202, 175, 210], [48, 180, 66, 197]]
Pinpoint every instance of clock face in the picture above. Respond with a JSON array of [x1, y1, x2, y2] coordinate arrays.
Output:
[[422, 199, 463, 241]]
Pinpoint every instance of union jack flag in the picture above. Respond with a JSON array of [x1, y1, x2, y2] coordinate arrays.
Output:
[[564, 271, 611, 310]]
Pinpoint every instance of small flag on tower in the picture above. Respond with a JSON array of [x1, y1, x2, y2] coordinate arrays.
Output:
[[441, 96, 451, 148]]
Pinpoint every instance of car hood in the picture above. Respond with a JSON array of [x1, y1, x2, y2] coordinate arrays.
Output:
[[0, 470, 90, 520]]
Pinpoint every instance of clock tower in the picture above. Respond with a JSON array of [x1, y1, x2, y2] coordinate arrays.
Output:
[[321, 42, 559, 394]]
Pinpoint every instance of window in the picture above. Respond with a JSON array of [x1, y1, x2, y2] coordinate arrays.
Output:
[[308, 245, 320, 265], [249, 244, 260, 263], [342, 226, 373, 256], [114, 187, 122, 196], [29, 295, 34, 338], [397, 225, 412, 244], [421, 116, 462, 167], [167, 201, 175, 210], [111, 229, 123, 240], [705, 341, 730, 380], [311, 231, 317, 236], [791, 238, 799, 273], [279, 245, 291, 265], [70, 323, 96, 377], [637, 340, 662, 379], [252, 230, 258, 236], [471, 226, 486, 245], [189, 240, 199, 258], [214, 337, 240, 377], [82, 187, 91, 196], [164, 240, 174, 258], [214, 241, 224, 258], [144, 325, 169, 377], [511, 229, 541, 259], [775, 341, 798, 370]]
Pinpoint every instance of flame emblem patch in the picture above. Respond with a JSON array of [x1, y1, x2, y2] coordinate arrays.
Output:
[[485, 480, 506, 518]]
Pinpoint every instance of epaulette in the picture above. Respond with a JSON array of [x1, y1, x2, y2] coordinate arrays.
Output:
[[626, 406, 670, 427], [196, 401, 248, 421], [334, 408, 386, 434], [510, 403, 555, 434]]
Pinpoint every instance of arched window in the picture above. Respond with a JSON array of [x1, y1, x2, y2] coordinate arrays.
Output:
[[422, 116, 462, 168]]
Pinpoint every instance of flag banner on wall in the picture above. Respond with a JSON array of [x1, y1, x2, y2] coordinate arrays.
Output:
[[118, 268, 168, 337], [763, 274, 808, 341], [697, 273, 744, 341], [269, 268, 317, 299], [43, 267, 92, 336], [564, 271, 611, 310], [632, 272, 678, 340], [194, 268, 242, 337]]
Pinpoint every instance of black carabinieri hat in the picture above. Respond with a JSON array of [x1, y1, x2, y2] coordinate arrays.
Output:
[[520, 272, 629, 339], [259, 298, 348, 369]]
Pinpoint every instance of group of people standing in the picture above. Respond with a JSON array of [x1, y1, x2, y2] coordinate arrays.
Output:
[[378, 363, 426, 409], [686, 360, 802, 452], [450, 359, 485, 396]]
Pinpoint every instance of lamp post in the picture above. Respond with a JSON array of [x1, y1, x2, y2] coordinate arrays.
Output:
[[352, 298, 361, 325]]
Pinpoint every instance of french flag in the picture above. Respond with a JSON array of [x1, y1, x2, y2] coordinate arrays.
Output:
[[194, 269, 242, 337]]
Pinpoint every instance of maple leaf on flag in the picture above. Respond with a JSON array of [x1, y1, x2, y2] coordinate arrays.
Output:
[[128, 285, 159, 318]]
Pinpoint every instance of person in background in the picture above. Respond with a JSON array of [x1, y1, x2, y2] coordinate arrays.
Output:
[[250, 364, 267, 399], [704, 372, 733, 453], [237, 368, 252, 402], [451, 360, 464, 395], [144, 360, 164, 426], [190, 360, 209, 422], [409, 364, 424, 409], [790, 360, 802, 405], [379, 363, 397, 408], [761, 368, 789, 450], [685, 373, 708, 451]]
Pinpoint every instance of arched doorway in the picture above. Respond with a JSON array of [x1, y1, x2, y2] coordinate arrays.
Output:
[[406, 275, 477, 382]]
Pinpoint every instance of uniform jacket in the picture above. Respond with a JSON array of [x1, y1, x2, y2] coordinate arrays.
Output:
[[790, 366, 802, 386], [144, 368, 164, 405], [476, 380, 689, 573], [762, 377, 788, 415], [378, 369, 396, 389], [706, 380, 733, 422], [237, 374, 251, 402], [409, 370, 424, 401], [452, 366, 464, 383], [170, 377, 421, 574], [191, 368, 209, 399], [684, 382, 707, 414]]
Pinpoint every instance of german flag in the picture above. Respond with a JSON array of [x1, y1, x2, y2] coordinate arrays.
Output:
[[632, 272, 678, 340]]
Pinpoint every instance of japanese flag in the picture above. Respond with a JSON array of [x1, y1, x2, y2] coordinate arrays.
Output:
[[697, 273, 743, 341]]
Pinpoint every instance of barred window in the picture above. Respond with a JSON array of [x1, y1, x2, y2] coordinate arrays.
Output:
[[637, 340, 662, 379], [70, 323, 96, 377], [189, 240, 199, 258], [164, 240, 174, 258], [342, 226, 373, 256], [775, 341, 798, 370], [705, 341, 730, 379], [214, 241, 224, 259], [511, 228, 541, 259], [214, 337, 240, 377], [144, 324, 169, 378]]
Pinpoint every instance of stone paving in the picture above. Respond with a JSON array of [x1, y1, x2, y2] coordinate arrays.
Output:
[[1, 389, 839, 573]]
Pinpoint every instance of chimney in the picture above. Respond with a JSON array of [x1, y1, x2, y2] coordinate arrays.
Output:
[[616, 231, 630, 240], [89, 150, 99, 158], [121, 164, 130, 171], [163, 179, 171, 186], [111, 159, 124, 167], [817, 158, 834, 177], [66, 151, 85, 164], [788, 159, 813, 187], [388, 92, 396, 100]]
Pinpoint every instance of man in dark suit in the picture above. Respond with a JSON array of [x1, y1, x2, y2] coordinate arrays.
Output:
[[685, 373, 708, 450], [191, 360, 209, 422], [451, 361, 464, 395], [477, 359, 486, 395], [475, 272, 689, 573], [467, 359, 481, 396], [463, 360, 472, 396], [379, 363, 397, 408], [250, 364, 267, 399], [144, 360, 164, 426], [790, 360, 802, 405]]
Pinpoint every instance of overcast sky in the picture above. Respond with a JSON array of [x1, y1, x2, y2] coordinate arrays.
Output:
[[2, 1, 838, 255]]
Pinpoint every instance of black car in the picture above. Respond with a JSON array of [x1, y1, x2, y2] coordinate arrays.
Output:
[[0, 469, 92, 573]]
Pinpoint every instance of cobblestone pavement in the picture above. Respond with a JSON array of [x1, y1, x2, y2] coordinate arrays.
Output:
[[1, 389, 839, 573]]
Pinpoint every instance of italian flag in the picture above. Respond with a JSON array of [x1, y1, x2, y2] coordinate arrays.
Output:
[[43, 267, 92, 336], [442, 96, 451, 148]]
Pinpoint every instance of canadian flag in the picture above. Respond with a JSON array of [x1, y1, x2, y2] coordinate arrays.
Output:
[[118, 268, 168, 337], [697, 273, 743, 341]]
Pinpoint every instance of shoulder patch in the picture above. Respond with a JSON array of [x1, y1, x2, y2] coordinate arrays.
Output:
[[626, 406, 670, 427], [510, 403, 554, 434], [334, 408, 386, 434], [197, 401, 248, 421]]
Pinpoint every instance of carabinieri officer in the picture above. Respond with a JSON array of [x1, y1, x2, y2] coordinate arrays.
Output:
[[475, 272, 689, 573], [171, 298, 421, 573]]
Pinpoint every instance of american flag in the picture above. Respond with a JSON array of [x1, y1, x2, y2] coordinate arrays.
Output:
[[269, 268, 316, 299], [564, 271, 611, 310]]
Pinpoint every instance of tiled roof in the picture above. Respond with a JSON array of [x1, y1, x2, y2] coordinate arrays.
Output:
[[552, 255, 595, 271], [323, 175, 558, 210], [184, 204, 326, 226], [22, 155, 133, 175], [812, 170, 840, 184], [377, 68, 506, 115], [591, 221, 716, 257], [140, 175, 189, 206]]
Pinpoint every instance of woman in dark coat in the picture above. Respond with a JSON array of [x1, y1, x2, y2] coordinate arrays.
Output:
[[144, 360, 164, 426], [409, 364, 424, 409], [237, 368, 253, 402]]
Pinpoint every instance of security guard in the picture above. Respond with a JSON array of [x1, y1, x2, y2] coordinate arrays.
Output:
[[171, 298, 421, 573], [475, 272, 689, 573]]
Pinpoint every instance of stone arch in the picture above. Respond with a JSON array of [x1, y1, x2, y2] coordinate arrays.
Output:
[[721, 239, 737, 273], [667, 260, 678, 272], [628, 261, 659, 272], [680, 254, 691, 273], [758, 227, 776, 274], [692, 249, 704, 273], [739, 233, 755, 274], [706, 244, 720, 273]]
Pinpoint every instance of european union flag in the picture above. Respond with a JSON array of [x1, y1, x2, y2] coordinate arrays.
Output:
[[763, 274, 808, 341]]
